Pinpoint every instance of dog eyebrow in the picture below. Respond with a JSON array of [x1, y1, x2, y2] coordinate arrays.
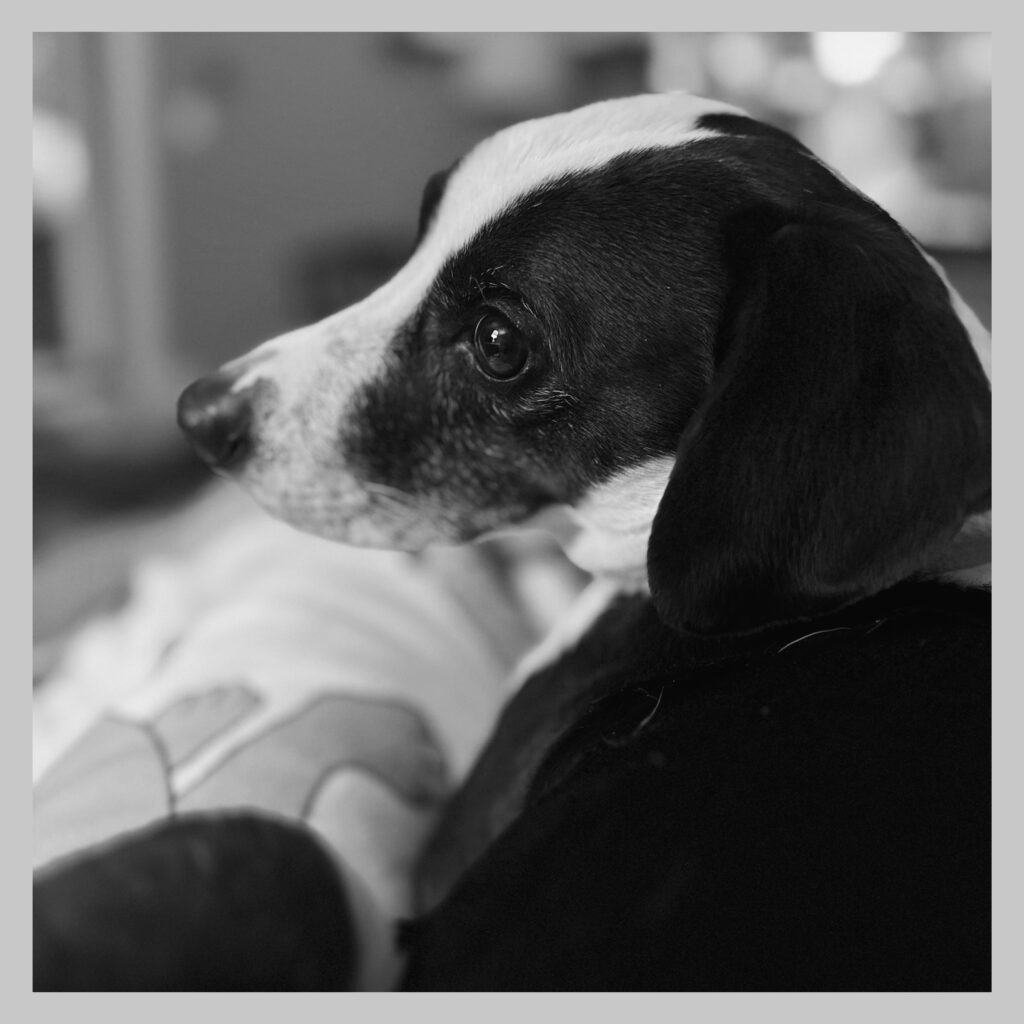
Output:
[[452, 276, 544, 328], [469, 274, 514, 300]]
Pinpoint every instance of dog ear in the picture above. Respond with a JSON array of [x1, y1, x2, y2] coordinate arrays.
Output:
[[647, 202, 991, 637]]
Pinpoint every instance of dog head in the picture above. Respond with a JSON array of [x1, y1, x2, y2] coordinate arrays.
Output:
[[178, 92, 991, 636]]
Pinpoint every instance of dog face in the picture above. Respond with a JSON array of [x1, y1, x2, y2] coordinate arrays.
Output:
[[179, 93, 991, 634], [178, 95, 741, 552]]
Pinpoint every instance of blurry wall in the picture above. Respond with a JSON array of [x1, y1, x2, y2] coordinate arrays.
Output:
[[158, 32, 649, 367], [159, 33, 487, 367], [649, 32, 991, 255]]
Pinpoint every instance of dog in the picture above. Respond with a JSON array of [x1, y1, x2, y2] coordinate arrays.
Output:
[[178, 92, 991, 990]]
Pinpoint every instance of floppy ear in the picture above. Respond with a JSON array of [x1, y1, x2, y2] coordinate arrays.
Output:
[[647, 202, 991, 637]]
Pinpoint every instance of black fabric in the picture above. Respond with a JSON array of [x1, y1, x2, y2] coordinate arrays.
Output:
[[33, 813, 357, 991], [404, 581, 990, 991]]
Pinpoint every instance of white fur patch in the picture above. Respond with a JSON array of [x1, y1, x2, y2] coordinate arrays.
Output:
[[920, 251, 991, 383], [564, 456, 677, 586], [931, 509, 991, 588], [915, 252, 991, 585]]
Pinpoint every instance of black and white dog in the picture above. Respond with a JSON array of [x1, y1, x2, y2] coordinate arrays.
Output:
[[178, 93, 991, 990]]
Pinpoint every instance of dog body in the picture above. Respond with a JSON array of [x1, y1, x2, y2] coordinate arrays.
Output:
[[178, 92, 991, 989]]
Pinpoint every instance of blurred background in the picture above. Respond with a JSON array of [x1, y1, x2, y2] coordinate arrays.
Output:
[[33, 31, 991, 658]]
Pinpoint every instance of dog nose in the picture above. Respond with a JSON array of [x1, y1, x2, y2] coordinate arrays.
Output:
[[176, 373, 253, 470]]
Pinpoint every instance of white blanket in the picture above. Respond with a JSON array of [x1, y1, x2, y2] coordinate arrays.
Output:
[[33, 482, 584, 988]]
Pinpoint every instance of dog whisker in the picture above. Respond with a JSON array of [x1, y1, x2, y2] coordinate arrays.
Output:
[[363, 481, 417, 505]]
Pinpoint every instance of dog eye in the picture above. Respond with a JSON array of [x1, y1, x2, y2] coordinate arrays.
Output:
[[472, 312, 529, 381]]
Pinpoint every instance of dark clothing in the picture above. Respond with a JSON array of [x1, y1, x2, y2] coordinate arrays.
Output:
[[404, 581, 991, 991]]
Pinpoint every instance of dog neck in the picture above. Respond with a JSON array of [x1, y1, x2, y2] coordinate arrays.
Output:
[[524, 458, 675, 591], [526, 459, 992, 597]]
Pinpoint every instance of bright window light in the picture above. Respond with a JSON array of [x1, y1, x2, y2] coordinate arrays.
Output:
[[811, 32, 905, 85]]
